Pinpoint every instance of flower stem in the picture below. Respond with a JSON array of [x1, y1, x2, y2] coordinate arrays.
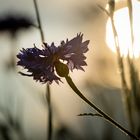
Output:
[[33, 0, 52, 140], [33, 0, 45, 42], [65, 76, 139, 140], [46, 84, 52, 140]]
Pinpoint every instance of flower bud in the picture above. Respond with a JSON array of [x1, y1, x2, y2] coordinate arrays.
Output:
[[55, 61, 69, 77]]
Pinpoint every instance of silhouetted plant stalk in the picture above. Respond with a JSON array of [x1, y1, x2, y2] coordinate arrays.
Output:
[[33, 0, 52, 140], [65, 75, 139, 140], [110, 14, 135, 134], [127, 0, 134, 46], [99, 0, 138, 136], [127, 0, 135, 134], [127, 0, 140, 135], [107, 0, 135, 133]]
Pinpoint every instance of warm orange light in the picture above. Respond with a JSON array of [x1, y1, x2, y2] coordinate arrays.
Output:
[[106, 0, 140, 58]]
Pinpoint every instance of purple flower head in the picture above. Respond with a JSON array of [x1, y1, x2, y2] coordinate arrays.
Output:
[[17, 33, 90, 84], [59, 33, 89, 71]]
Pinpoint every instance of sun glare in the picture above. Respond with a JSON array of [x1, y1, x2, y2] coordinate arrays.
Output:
[[106, 0, 140, 58]]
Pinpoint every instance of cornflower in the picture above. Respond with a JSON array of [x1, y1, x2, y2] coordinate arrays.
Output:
[[17, 33, 89, 84]]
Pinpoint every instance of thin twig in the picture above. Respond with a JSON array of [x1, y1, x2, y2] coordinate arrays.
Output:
[[33, 1, 52, 140], [33, 0, 45, 42]]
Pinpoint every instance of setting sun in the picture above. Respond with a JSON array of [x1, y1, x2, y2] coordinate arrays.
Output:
[[106, 0, 140, 58]]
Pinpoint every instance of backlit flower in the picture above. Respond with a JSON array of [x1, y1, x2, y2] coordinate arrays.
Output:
[[59, 33, 89, 71], [17, 33, 90, 84]]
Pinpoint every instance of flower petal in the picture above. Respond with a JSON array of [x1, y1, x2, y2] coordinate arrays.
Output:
[[59, 33, 89, 71]]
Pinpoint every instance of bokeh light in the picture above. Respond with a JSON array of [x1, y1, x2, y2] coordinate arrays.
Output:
[[106, 0, 140, 58]]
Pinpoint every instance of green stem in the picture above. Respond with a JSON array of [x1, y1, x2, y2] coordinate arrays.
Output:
[[65, 76, 139, 140], [33, 1, 52, 140]]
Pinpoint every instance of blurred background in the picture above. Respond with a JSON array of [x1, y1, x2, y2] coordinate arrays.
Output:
[[0, 0, 139, 139]]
